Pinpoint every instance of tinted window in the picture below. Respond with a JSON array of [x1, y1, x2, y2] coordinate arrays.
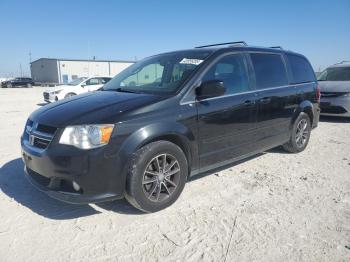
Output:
[[121, 63, 164, 87], [103, 50, 213, 94], [287, 54, 315, 83], [101, 78, 111, 84], [318, 67, 350, 81], [86, 78, 100, 85], [202, 54, 249, 95], [250, 53, 288, 89], [171, 63, 197, 83]]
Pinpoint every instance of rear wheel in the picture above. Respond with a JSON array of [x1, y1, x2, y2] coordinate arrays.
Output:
[[283, 112, 311, 153], [125, 141, 188, 213], [26, 83, 32, 88], [7, 83, 12, 88]]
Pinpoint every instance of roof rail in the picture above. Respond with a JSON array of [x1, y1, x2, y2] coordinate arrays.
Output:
[[333, 60, 350, 66], [195, 41, 248, 48], [269, 46, 283, 49]]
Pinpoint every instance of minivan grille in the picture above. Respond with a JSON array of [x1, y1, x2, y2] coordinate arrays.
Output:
[[321, 92, 346, 97], [25, 120, 57, 149], [33, 136, 51, 149], [37, 124, 57, 134], [321, 106, 347, 114]]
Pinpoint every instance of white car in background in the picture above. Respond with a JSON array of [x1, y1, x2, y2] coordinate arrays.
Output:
[[43, 76, 112, 103]]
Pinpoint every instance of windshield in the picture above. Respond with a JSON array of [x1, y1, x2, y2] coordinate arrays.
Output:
[[318, 67, 350, 81], [68, 77, 87, 86], [102, 50, 213, 94]]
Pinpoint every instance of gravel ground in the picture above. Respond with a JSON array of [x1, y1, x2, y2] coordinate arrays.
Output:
[[0, 87, 349, 262]]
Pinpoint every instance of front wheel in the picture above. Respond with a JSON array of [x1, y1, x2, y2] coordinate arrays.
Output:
[[283, 112, 311, 153], [125, 141, 188, 213], [26, 83, 32, 88], [7, 83, 12, 88]]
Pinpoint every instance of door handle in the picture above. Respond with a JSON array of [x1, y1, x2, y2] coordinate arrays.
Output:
[[259, 97, 271, 104], [244, 100, 255, 106]]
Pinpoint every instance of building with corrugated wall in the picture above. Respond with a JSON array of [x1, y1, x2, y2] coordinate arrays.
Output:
[[30, 58, 135, 84]]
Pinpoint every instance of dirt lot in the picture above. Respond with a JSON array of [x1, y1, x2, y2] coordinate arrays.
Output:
[[0, 87, 349, 262]]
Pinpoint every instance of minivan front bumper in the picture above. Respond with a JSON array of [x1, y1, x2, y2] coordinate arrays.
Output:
[[21, 138, 125, 204], [320, 96, 350, 117]]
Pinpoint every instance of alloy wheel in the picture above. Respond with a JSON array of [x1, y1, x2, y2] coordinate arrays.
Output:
[[295, 119, 309, 147], [142, 154, 181, 202]]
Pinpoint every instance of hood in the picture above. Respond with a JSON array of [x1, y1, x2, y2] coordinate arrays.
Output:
[[318, 81, 350, 93], [30, 91, 166, 127], [44, 85, 71, 93]]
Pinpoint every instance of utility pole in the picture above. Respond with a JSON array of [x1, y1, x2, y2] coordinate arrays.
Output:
[[19, 64, 23, 77], [29, 51, 32, 63], [87, 41, 91, 76]]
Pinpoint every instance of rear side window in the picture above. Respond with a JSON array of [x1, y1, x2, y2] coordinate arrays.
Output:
[[250, 53, 288, 89], [287, 54, 315, 84], [101, 77, 111, 84]]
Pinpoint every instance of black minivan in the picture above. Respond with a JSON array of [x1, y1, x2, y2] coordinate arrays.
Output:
[[21, 42, 320, 212]]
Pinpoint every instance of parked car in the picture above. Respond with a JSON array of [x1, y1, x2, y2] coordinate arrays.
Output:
[[318, 61, 350, 117], [21, 42, 320, 212], [0, 78, 13, 83], [43, 76, 112, 102], [1, 77, 34, 88]]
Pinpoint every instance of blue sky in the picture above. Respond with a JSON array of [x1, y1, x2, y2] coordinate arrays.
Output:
[[0, 0, 349, 77]]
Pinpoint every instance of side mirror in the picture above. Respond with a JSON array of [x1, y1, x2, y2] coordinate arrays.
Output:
[[196, 80, 225, 100], [81, 83, 86, 87]]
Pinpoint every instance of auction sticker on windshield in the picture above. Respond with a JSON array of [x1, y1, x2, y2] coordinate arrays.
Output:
[[179, 58, 204, 65]]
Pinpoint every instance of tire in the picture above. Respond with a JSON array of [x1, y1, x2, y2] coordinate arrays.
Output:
[[64, 92, 76, 98], [283, 112, 311, 153], [26, 83, 32, 88], [125, 140, 188, 213], [7, 83, 12, 88]]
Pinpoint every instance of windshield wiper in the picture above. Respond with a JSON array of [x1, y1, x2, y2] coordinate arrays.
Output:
[[107, 87, 140, 93]]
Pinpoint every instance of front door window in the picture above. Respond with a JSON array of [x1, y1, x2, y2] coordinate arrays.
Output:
[[202, 54, 250, 95]]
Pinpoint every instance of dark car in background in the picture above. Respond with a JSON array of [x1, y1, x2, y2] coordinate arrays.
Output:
[[21, 42, 320, 212], [1, 77, 35, 88], [318, 61, 350, 117]]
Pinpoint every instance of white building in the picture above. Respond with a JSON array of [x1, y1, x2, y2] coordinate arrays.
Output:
[[30, 58, 135, 84]]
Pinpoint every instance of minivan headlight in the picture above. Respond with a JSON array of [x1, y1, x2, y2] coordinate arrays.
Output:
[[59, 124, 114, 149]]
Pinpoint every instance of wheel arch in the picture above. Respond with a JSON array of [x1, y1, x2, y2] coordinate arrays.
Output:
[[116, 122, 197, 190], [292, 100, 314, 127], [66, 92, 77, 96], [139, 134, 192, 174]]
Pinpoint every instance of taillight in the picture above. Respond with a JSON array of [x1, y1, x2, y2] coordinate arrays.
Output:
[[316, 85, 321, 103]]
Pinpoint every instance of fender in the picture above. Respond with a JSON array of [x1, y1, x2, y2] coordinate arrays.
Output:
[[115, 121, 198, 188], [291, 100, 314, 128]]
